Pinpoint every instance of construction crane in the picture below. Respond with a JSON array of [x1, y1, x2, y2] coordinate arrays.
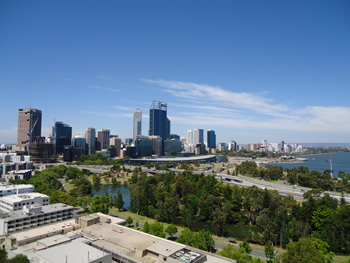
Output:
[[27, 118, 39, 156]]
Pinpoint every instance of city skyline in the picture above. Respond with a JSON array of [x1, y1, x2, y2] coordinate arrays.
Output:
[[1, 1, 350, 144]]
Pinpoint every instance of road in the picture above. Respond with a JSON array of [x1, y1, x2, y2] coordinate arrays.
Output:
[[218, 173, 350, 203]]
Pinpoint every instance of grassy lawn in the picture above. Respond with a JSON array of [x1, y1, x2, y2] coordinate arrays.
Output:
[[334, 255, 350, 263], [63, 183, 75, 192]]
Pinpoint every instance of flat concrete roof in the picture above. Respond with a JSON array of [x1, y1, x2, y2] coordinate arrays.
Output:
[[83, 223, 234, 263], [35, 239, 111, 263], [0, 184, 34, 191], [9, 218, 76, 242], [0, 192, 48, 204]]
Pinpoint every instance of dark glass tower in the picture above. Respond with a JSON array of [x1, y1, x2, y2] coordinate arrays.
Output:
[[207, 129, 216, 149], [52, 122, 72, 155], [149, 101, 167, 141]]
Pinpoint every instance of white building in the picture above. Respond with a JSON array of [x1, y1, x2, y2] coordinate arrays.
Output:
[[187, 130, 193, 145], [0, 203, 74, 235], [0, 184, 34, 197], [193, 129, 204, 145], [0, 192, 50, 212]]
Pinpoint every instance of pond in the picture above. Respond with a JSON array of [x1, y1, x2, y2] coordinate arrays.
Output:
[[92, 184, 131, 210]]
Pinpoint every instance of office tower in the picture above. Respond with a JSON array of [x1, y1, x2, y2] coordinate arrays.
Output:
[[72, 135, 86, 148], [262, 139, 267, 148], [207, 130, 216, 149], [149, 100, 167, 141], [125, 138, 133, 145], [85, 127, 96, 155], [187, 130, 193, 145], [110, 137, 122, 157], [281, 141, 285, 151], [97, 129, 110, 150], [17, 108, 42, 146], [133, 107, 142, 142], [148, 135, 163, 156], [170, 134, 180, 140], [52, 122, 72, 155], [193, 129, 204, 145], [166, 117, 171, 140], [228, 140, 237, 151]]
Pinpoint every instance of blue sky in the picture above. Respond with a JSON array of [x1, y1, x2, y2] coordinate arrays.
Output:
[[1, 0, 349, 145]]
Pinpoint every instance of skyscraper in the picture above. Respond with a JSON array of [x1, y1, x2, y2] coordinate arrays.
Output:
[[97, 129, 110, 150], [207, 129, 216, 149], [17, 108, 42, 146], [133, 107, 142, 142], [187, 130, 193, 145], [149, 100, 167, 141], [193, 129, 204, 145], [85, 127, 96, 155], [52, 122, 72, 155]]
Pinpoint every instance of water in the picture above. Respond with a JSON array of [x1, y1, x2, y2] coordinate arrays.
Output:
[[92, 184, 131, 210], [262, 152, 350, 176]]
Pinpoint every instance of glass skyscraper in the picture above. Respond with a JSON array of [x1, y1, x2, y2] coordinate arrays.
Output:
[[85, 127, 96, 155], [133, 106, 142, 142], [149, 100, 167, 141], [207, 129, 216, 149], [52, 121, 72, 155]]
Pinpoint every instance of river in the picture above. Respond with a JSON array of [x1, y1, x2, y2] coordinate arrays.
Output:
[[92, 184, 131, 210], [261, 152, 350, 176]]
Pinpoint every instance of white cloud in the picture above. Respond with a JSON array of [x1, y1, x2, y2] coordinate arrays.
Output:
[[145, 79, 290, 117], [112, 106, 133, 111], [91, 86, 119, 92], [146, 79, 350, 137]]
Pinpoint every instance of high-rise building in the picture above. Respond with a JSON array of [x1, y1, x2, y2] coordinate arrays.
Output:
[[193, 129, 204, 145], [133, 107, 142, 142], [207, 130, 216, 149], [110, 137, 122, 157], [85, 127, 96, 155], [97, 129, 110, 150], [187, 130, 193, 145], [17, 108, 42, 146], [72, 135, 86, 149], [149, 101, 167, 141], [52, 122, 72, 155], [228, 140, 237, 151], [166, 117, 171, 140]]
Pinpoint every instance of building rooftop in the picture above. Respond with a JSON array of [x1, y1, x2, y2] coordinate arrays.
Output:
[[0, 203, 73, 222], [82, 222, 233, 263], [35, 239, 111, 263], [0, 184, 34, 191], [0, 192, 48, 204]]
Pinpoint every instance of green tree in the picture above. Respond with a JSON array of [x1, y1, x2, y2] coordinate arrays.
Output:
[[7, 254, 30, 263], [0, 249, 7, 263], [126, 216, 133, 226], [149, 222, 165, 238], [90, 195, 112, 214], [165, 224, 178, 237], [278, 237, 327, 263], [217, 243, 254, 263], [116, 190, 124, 211], [240, 241, 252, 254], [264, 242, 276, 263], [92, 174, 101, 186], [143, 221, 150, 233]]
